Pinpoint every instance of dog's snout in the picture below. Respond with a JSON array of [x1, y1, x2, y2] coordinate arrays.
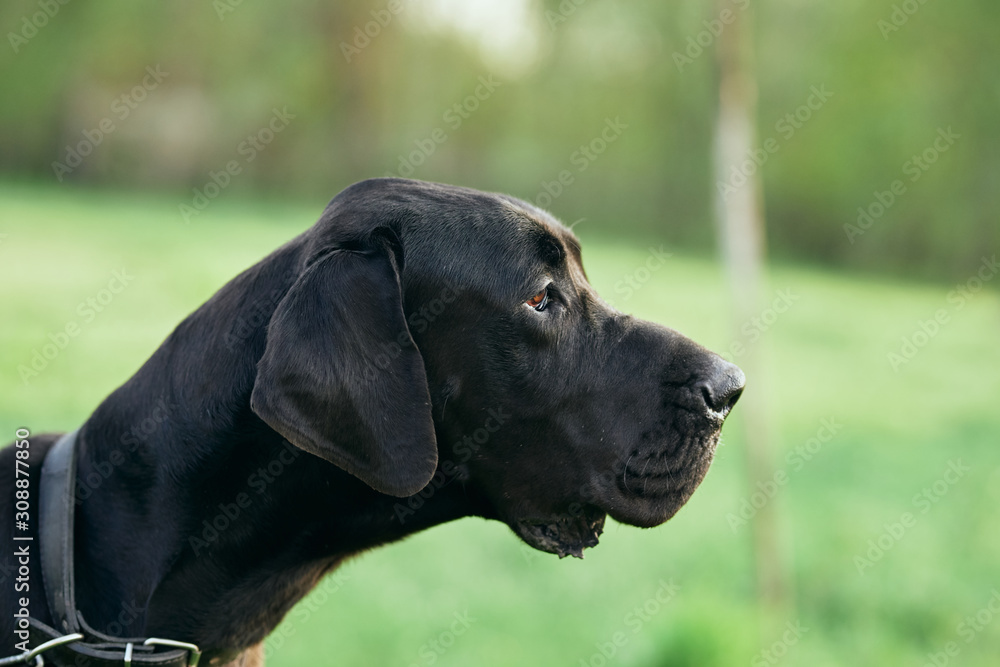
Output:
[[694, 359, 745, 418]]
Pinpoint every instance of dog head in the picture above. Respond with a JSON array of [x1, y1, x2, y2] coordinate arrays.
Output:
[[251, 178, 744, 557]]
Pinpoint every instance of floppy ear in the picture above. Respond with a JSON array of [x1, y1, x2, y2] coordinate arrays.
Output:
[[250, 235, 438, 497]]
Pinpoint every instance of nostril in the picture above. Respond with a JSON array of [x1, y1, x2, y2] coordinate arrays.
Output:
[[698, 382, 742, 417], [722, 385, 743, 414], [698, 382, 738, 415], [694, 361, 745, 417]]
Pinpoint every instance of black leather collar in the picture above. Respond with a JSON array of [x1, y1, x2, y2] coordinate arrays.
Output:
[[11, 430, 208, 667]]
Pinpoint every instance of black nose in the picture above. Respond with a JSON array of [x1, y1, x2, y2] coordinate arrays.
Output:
[[695, 358, 745, 418]]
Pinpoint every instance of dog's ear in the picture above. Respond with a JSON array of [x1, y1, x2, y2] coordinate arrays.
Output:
[[250, 233, 437, 497]]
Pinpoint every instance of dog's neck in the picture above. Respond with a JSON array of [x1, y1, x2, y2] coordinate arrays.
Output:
[[67, 257, 490, 653], [72, 413, 482, 652]]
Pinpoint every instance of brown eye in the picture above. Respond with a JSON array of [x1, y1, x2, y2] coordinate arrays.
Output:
[[525, 287, 548, 311]]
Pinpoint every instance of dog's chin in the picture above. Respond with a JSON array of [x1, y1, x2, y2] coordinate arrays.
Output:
[[512, 506, 607, 559], [602, 489, 697, 529], [509, 431, 720, 557], [600, 431, 719, 529]]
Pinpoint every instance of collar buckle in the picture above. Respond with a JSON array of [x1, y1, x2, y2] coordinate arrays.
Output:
[[143, 639, 202, 667]]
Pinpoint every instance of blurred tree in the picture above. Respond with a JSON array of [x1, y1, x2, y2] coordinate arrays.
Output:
[[0, 0, 996, 281], [711, 0, 791, 630]]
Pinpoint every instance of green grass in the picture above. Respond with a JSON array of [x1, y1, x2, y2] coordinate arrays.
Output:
[[2, 184, 998, 666]]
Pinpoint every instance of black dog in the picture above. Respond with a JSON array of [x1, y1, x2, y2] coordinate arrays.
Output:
[[1, 178, 743, 665]]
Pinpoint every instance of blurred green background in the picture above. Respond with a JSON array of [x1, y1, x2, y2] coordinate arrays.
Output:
[[1, 1, 998, 665]]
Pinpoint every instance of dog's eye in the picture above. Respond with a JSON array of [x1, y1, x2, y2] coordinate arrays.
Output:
[[525, 288, 549, 312]]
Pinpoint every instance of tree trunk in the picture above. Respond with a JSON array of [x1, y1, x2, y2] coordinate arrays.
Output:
[[711, 0, 791, 620]]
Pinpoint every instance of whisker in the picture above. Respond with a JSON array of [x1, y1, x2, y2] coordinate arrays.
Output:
[[623, 454, 633, 492]]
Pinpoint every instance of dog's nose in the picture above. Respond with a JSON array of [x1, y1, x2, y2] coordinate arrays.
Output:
[[695, 358, 745, 418]]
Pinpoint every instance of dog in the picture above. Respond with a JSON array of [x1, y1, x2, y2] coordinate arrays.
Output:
[[1, 178, 744, 666]]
